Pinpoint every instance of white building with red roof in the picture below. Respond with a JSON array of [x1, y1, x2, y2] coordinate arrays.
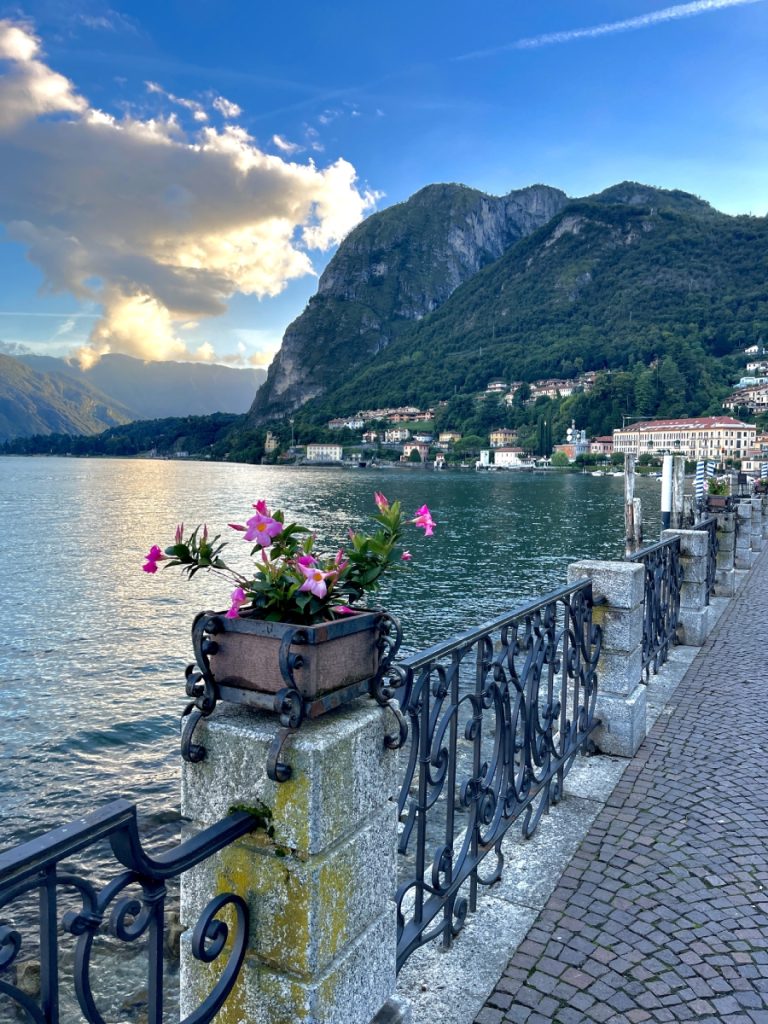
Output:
[[613, 417, 755, 461]]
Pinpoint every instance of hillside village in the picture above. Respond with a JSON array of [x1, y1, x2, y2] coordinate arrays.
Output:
[[291, 356, 768, 473]]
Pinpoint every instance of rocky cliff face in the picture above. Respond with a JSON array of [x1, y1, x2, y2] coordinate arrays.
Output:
[[248, 183, 568, 423]]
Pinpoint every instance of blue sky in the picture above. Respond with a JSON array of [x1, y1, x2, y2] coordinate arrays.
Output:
[[0, 0, 766, 369]]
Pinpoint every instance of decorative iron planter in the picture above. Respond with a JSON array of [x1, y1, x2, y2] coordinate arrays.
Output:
[[181, 609, 403, 781]]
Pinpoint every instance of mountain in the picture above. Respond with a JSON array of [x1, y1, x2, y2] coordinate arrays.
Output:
[[286, 183, 768, 420], [247, 183, 568, 422], [17, 353, 266, 420], [0, 354, 134, 442]]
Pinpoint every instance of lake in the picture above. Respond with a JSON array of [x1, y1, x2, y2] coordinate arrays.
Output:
[[0, 457, 662, 850]]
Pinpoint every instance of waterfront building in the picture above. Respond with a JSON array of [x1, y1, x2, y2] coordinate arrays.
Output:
[[493, 446, 526, 468], [613, 417, 756, 461], [589, 435, 614, 456], [305, 443, 343, 462], [401, 442, 429, 462], [264, 431, 279, 453]]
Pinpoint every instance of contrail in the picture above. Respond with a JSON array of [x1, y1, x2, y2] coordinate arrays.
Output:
[[456, 0, 765, 60]]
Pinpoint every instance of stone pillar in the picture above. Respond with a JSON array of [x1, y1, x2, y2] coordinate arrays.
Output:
[[567, 560, 646, 757], [735, 501, 753, 569], [712, 510, 736, 596], [750, 497, 764, 556], [662, 529, 710, 645], [179, 701, 401, 1024]]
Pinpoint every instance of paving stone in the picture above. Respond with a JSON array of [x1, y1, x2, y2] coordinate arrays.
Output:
[[472, 546, 768, 1024]]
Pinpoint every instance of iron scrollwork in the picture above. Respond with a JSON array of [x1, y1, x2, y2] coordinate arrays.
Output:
[[627, 536, 683, 678], [391, 580, 601, 972], [693, 516, 718, 604], [0, 800, 254, 1024]]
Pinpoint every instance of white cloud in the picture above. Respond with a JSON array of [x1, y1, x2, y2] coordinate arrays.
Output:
[[145, 80, 208, 121], [457, 0, 766, 59], [213, 95, 242, 119], [272, 133, 303, 154], [0, 19, 378, 367], [0, 21, 87, 130]]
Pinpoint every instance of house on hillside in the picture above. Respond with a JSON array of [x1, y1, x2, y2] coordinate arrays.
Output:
[[306, 443, 343, 463]]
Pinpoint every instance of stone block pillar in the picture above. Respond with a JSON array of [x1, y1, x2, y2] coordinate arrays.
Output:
[[712, 510, 736, 596], [750, 497, 764, 556], [662, 529, 710, 645], [735, 502, 753, 569], [567, 560, 646, 757], [179, 701, 401, 1024]]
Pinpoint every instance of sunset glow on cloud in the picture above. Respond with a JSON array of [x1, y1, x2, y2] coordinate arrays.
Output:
[[0, 19, 378, 366]]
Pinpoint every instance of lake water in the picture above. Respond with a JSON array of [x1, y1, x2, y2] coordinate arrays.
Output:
[[0, 457, 662, 850]]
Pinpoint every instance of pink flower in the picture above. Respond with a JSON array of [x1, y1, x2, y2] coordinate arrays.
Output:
[[225, 587, 247, 619], [334, 549, 349, 572], [374, 491, 389, 511], [298, 563, 333, 599], [332, 605, 357, 615], [243, 512, 283, 547], [174, 523, 184, 544], [228, 522, 247, 532], [412, 504, 435, 537], [401, 550, 412, 561], [253, 500, 269, 515], [142, 545, 166, 574], [296, 554, 317, 568]]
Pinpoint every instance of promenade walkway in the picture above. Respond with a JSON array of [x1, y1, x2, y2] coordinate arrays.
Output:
[[474, 546, 768, 1024]]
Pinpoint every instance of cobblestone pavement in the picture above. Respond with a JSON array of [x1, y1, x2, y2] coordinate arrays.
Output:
[[475, 550, 768, 1024]]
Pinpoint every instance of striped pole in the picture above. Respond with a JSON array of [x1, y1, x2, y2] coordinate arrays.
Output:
[[762, 462, 768, 479], [695, 460, 705, 503]]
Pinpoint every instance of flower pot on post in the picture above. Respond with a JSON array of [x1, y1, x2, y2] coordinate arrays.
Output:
[[181, 607, 403, 780]]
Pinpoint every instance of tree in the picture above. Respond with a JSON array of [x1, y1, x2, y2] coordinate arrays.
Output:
[[408, 448, 423, 462], [550, 451, 570, 467]]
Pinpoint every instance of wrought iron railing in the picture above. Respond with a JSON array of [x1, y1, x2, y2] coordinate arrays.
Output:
[[384, 580, 601, 972], [0, 800, 254, 1023], [627, 536, 683, 679], [692, 516, 718, 604]]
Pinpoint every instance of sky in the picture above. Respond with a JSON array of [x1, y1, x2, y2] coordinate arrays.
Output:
[[0, 0, 766, 370]]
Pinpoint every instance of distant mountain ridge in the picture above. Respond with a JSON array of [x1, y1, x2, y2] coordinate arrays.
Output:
[[0, 354, 133, 442], [0, 352, 266, 442], [248, 183, 569, 422]]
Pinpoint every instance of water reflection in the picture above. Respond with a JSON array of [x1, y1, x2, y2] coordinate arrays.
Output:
[[0, 457, 661, 849]]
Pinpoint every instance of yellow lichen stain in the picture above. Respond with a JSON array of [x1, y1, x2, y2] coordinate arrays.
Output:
[[318, 852, 353, 957], [273, 770, 311, 852]]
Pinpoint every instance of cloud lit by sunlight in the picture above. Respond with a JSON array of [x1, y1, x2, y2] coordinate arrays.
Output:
[[0, 19, 379, 367]]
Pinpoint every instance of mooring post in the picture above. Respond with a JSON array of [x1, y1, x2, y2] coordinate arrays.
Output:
[[660, 455, 673, 532], [567, 560, 646, 756], [662, 529, 711, 645], [624, 455, 642, 554], [179, 702, 404, 1024], [671, 455, 686, 529]]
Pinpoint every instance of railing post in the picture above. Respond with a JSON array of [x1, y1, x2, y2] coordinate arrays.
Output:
[[662, 529, 711, 644], [735, 501, 754, 569], [749, 497, 765, 556], [567, 561, 646, 756], [179, 703, 404, 1024], [712, 509, 737, 596]]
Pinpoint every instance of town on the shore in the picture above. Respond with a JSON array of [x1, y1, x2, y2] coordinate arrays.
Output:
[[277, 348, 768, 473]]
